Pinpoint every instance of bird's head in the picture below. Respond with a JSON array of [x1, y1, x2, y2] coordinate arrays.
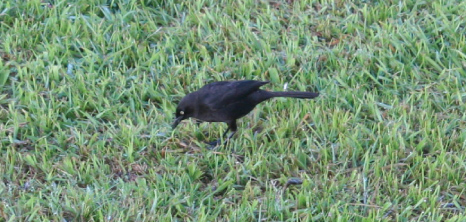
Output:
[[172, 94, 194, 129]]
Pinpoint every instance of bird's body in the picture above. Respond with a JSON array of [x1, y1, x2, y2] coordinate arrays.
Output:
[[172, 80, 319, 146], [179, 81, 270, 124]]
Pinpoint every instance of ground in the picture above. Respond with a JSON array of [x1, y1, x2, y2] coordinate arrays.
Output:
[[0, 0, 465, 221]]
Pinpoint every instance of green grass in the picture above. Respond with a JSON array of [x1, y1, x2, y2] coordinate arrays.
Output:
[[1, 0, 465, 221]]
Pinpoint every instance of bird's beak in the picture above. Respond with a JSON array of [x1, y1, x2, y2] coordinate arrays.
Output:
[[172, 116, 184, 129]]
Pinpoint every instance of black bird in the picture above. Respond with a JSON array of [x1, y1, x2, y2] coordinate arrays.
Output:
[[172, 80, 319, 146]]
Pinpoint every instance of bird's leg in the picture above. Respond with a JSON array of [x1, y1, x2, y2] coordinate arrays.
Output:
[[221, 121, 238, 147], [223, 130, 236, 146], [205, 128, 229, 148], [222, 128, 230, 138], [206, 128, 230, 149], [206, 121, 237, 149]]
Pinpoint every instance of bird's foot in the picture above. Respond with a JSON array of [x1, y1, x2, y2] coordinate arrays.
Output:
[[204, 139, 228, 149], [204, 140, 220, 149]]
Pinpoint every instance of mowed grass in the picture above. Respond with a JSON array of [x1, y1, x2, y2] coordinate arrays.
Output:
[[1, 0, 465, 221]]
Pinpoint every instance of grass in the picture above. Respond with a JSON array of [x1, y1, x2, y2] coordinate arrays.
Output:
[[1, 0, 465, 221]]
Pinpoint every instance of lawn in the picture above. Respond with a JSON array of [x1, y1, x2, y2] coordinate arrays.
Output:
[[1, 0, 465, 221]]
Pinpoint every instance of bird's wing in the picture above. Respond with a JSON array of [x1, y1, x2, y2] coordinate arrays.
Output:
[[200, 80, 269, 110]]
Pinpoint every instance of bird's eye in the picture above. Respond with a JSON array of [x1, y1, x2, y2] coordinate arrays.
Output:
[[180, 111, 184, 115]]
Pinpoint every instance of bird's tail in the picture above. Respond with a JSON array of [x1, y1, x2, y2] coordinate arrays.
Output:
[[269, 91, 319, 99]]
